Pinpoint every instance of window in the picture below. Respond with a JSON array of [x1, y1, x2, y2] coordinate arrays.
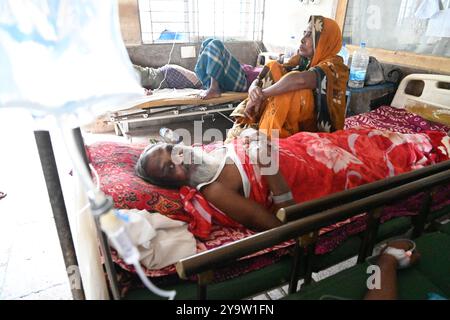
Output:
[[138, 0, 265, 44], [343, 0, 450, 57]]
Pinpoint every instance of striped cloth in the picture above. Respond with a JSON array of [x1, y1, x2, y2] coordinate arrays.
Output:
[[159, 64, 202, 89], [133, 64, 201, 89], [195, 38, 248, 92]]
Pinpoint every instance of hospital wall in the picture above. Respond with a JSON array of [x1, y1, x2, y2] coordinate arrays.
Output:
[[118, 0, 141, 45], [117, 0, 264, 69], [262, 0, 338, 52], [116, 0, 337, 69], [116, 1, 448, 82]]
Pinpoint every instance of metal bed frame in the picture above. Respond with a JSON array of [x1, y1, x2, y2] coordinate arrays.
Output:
[[110, 101, 240, 136]]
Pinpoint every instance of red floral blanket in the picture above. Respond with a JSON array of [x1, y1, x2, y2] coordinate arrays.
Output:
[[174, 128, 449, 240]]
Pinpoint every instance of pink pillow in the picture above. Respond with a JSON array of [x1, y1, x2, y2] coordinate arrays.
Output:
[[87, 142, 191, 222]]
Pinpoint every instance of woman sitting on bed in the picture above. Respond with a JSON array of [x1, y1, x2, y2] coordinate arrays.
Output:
[[227, 15, 350, 141], [135, 128, 450, 232]]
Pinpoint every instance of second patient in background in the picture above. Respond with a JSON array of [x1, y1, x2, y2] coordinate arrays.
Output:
[[134, 38, 262, 100]]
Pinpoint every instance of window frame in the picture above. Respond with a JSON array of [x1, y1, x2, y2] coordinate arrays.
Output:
[[336, 0, 450, 74], [137, 0, 265, 44]]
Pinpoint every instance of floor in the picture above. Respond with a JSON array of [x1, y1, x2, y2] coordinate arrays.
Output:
[[0, 109, 73, 300]]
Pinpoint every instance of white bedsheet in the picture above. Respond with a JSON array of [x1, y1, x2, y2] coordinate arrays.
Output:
[[114, 209, 197, 270]]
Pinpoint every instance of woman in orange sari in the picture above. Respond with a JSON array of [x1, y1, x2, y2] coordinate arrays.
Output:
[[227, 16, 349, 140]]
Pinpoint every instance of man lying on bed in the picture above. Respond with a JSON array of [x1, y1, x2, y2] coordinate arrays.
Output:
[[133, 64, 203, 95], [135, 128, 450, 232], [133, 39, 262, 99]]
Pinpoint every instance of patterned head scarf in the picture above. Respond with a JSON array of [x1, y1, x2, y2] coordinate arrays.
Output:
[[309, 15, 343, 67], [283, 16, 343, 71]]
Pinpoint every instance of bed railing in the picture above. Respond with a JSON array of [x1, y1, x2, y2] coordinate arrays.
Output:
[[176, 167, 450, 299]]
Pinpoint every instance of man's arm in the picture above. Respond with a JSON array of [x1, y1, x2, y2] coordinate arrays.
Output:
[[364, 240, 420, 300], [242, 130, 295, 209], [264, 172, 296, 209], [364, 255, 399, 300], [201, 182, 282, 231]]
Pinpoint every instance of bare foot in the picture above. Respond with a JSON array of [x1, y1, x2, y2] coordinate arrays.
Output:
[[199, 77, 221, 100], [199, 88, 221, 100]]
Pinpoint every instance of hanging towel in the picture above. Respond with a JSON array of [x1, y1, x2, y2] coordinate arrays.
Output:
[[426, 8, 450, 37], [415, 0, 440, 19]]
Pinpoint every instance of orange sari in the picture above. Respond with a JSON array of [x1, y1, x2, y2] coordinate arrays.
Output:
[[227, 16, 349, 140]]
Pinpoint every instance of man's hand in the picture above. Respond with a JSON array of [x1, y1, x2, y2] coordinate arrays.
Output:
[[242, 129, 278, 170], [379, 239, 421, 268]]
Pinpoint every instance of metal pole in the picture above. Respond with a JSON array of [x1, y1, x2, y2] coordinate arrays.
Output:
[[72, 128, 90, 171], [288, 240, 302, 294], [72, 128, 121, 300], [34, 130, 85, 300]]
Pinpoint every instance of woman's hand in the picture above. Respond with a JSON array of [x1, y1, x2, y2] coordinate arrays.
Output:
[[244, 81, 265, 121], [244, 98, 262, 122], [249, 85, 264, 102]]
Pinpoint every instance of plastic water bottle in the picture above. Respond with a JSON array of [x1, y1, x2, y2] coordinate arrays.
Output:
[[348, 42, 370, 88], [338, 42, 350, 66]]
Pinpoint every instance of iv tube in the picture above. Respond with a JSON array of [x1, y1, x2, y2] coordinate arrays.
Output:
[[58, 119, 176, 300]]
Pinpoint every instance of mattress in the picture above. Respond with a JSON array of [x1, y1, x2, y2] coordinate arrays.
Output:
[[114, 89, 248, 112]]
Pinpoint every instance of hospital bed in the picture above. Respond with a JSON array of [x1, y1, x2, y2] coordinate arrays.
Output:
[[88, 73, 449, 300], [108, 89, 248, 136], [36, 74, 450, 300], [116, 163, 450, 300]]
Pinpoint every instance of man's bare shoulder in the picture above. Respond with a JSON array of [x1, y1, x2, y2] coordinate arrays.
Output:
[[203, 180, 247, 204], [201, 181, 232, 199]]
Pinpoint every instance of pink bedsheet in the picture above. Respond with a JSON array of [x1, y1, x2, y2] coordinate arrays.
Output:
[[345, 105, 450, 133]]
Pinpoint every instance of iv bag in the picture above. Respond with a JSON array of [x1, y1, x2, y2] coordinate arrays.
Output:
[[0, 0, 142, 125]]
